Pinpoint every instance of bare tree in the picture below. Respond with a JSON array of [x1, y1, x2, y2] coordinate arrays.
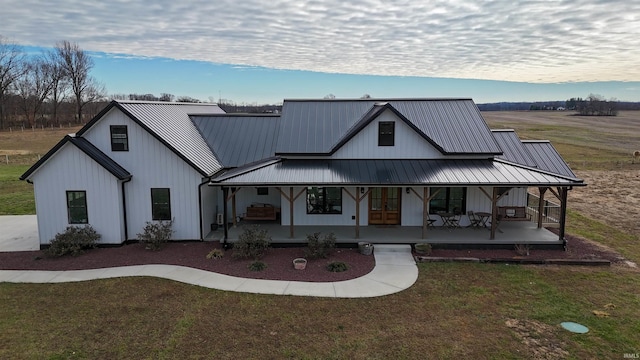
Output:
[[55, 40, 99, 123], [14, 57, 55, 127], [0, 36, 25, 129], [323, 93, 336, 99], [44, 49, 69, 126]]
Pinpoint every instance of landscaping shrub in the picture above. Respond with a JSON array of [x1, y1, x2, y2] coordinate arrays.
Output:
[[326, 261, 348, 272], [248, 261, 267, 271], [305, 232, 336, 259], [414, 242, 432, 255], [206, 248, 224, 259], [137, 220, 173, 251], [233, 225, 271, 260], [45, 225, 100, 257]]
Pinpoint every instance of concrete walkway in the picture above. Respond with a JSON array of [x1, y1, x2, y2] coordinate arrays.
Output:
[[0, 215, 39, 251], [0, 244, 418, 298]]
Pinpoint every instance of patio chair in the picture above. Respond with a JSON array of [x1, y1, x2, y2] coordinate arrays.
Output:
[[467, 211, 482, 229]]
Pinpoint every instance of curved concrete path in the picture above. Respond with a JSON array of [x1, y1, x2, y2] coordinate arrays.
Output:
[[0, 245, 418, 298]]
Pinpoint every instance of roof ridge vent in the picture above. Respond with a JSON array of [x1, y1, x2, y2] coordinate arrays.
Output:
[[374, 102, 388, 106]]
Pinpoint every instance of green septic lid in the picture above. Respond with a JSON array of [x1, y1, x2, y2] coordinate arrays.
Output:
[[560, 322, 589, 334]]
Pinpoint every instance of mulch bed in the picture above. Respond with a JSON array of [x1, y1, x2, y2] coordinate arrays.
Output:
[[419, 232, 625, 264], [0, 233, 627, 284], [0, 241, 376, 282]]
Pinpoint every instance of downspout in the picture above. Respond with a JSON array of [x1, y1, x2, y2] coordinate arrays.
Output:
[[121, 177, 132, 241], [198, 177, 212, 241]]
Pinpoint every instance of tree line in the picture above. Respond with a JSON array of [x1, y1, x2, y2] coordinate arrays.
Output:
[[0, 36, 108, 130]]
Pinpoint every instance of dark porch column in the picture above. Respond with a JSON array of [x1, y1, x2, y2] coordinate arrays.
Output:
[[289, 187, 295, 238], [422, 187, 428, 239], [558, 187, 569, 246], [537, 187, 548, 228], [490, 187, 498, 240], [222, 187, 229, 246]]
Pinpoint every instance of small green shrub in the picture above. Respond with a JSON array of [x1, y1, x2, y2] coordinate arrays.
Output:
[[326, 261, 348, 272], [232, 225, 271, 260], [248, 261, 267, 271], [137, 220, 173, 251], [45, 225, 100, 257], [206, 248, 224, 259], [305, 232, 336, 259]]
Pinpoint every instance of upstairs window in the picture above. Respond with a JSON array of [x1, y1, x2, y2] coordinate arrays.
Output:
[[306, 187, 342, 214], [151, 188, 171, 220], [66, 191, 88, 224], [378, 121, 395, 146], [110, 125, 128, 151]]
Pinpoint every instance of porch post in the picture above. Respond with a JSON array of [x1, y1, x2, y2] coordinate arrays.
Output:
[[558, 187, 569, 246], [354, 187, 360, 239], [422, 187, 428, 239], [537, 187, 548, 228], [490, 187, 498, 240], [231, 187, 237, 227], [289, 187, 295, 238], [222, 187, 229, 246]]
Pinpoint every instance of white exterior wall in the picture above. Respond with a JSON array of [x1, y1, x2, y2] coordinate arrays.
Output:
[[214, 186, 282, 223], [332, 110, 444, 159], [200, 184, 219, 235], [280, 187, 367, 226], [83, 108, 204, 240], [29, 143, 124, 244]]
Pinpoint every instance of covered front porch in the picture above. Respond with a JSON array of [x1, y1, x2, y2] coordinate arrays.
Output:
[[213, 221, 562, 246]]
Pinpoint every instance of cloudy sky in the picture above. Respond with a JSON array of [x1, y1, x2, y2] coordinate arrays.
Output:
[[3, 0, 640, 103]]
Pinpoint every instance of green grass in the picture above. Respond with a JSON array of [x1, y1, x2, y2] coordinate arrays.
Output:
[[1, 263, 638, 359], [0, 164, 34, 215]]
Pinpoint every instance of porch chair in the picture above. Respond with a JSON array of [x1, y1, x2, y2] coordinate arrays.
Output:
[[467, 211, 482, 229]]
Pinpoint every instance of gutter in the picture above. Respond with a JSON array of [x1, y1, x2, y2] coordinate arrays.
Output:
[[198, 177, 212, 241], [121, 177, 132, 241]]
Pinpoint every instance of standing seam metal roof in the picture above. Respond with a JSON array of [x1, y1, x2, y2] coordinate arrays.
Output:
[[276, 99, 502, 155], [523, 141, 577, 178], [191, 115, 280, 167], [211, 159, 584, 186], [492, 130, 538, 167], [20, 135, 131, 181]]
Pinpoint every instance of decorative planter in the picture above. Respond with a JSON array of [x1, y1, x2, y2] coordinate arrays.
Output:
[[358, 242, 373, 256], [293, 258, 307, 270], [414, 242, 432, 255]]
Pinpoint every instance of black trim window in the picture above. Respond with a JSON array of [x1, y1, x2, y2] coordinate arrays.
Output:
[[66, 191, 88, 224], [378, 121, 395, 146], [151, 188, 171, 220], [110, 125, 128, 151], [429, 187, 466, 214], [257, 187, 269, 195], [306, 187, 342, 214]]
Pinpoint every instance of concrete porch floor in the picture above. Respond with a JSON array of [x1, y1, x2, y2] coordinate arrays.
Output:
[[208, 221, 562, 245]]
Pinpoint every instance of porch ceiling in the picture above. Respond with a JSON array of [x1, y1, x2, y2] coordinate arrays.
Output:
[[211, 159, 584, 187]]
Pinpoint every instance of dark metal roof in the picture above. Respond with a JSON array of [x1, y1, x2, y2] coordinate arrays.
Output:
[[492, 130, 538, 167], [21, 135, 131, 181], [276, 99, 502, 155], [77, 100, 225, 176], [211, 159, 584, 186], [523, 141, 577, 178], [191, 115, 280, 167]]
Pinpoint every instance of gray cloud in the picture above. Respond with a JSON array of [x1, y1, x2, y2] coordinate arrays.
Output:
[[2, 0, 639, 82]]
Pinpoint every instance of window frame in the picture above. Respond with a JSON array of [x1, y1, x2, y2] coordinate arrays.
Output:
[[306, 187, 343, 214], [66, 190, 88, 224], [378, 121, 395, 146], [428, 187, 467, 215], [110, 125, 129, 151], [151, 188, 171, 221]]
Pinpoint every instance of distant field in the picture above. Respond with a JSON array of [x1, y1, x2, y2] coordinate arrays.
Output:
[[483, 110, 640, 171]]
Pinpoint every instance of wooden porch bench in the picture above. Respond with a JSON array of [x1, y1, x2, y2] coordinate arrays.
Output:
[[244, 203, 278, 221], [497, 206, 530, 221]]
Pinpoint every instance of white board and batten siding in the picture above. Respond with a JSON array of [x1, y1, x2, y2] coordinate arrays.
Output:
[[332, 110, 444, 159], [82, 108, 205, 240], [29, 143, 125, 244]]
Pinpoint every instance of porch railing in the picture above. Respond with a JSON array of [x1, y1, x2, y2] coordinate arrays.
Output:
[[526, 193, 560, 224]]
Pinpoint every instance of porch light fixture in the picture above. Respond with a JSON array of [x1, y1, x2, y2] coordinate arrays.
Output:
[[406, 187, 411, 194], [360, 187, 365, 194]]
